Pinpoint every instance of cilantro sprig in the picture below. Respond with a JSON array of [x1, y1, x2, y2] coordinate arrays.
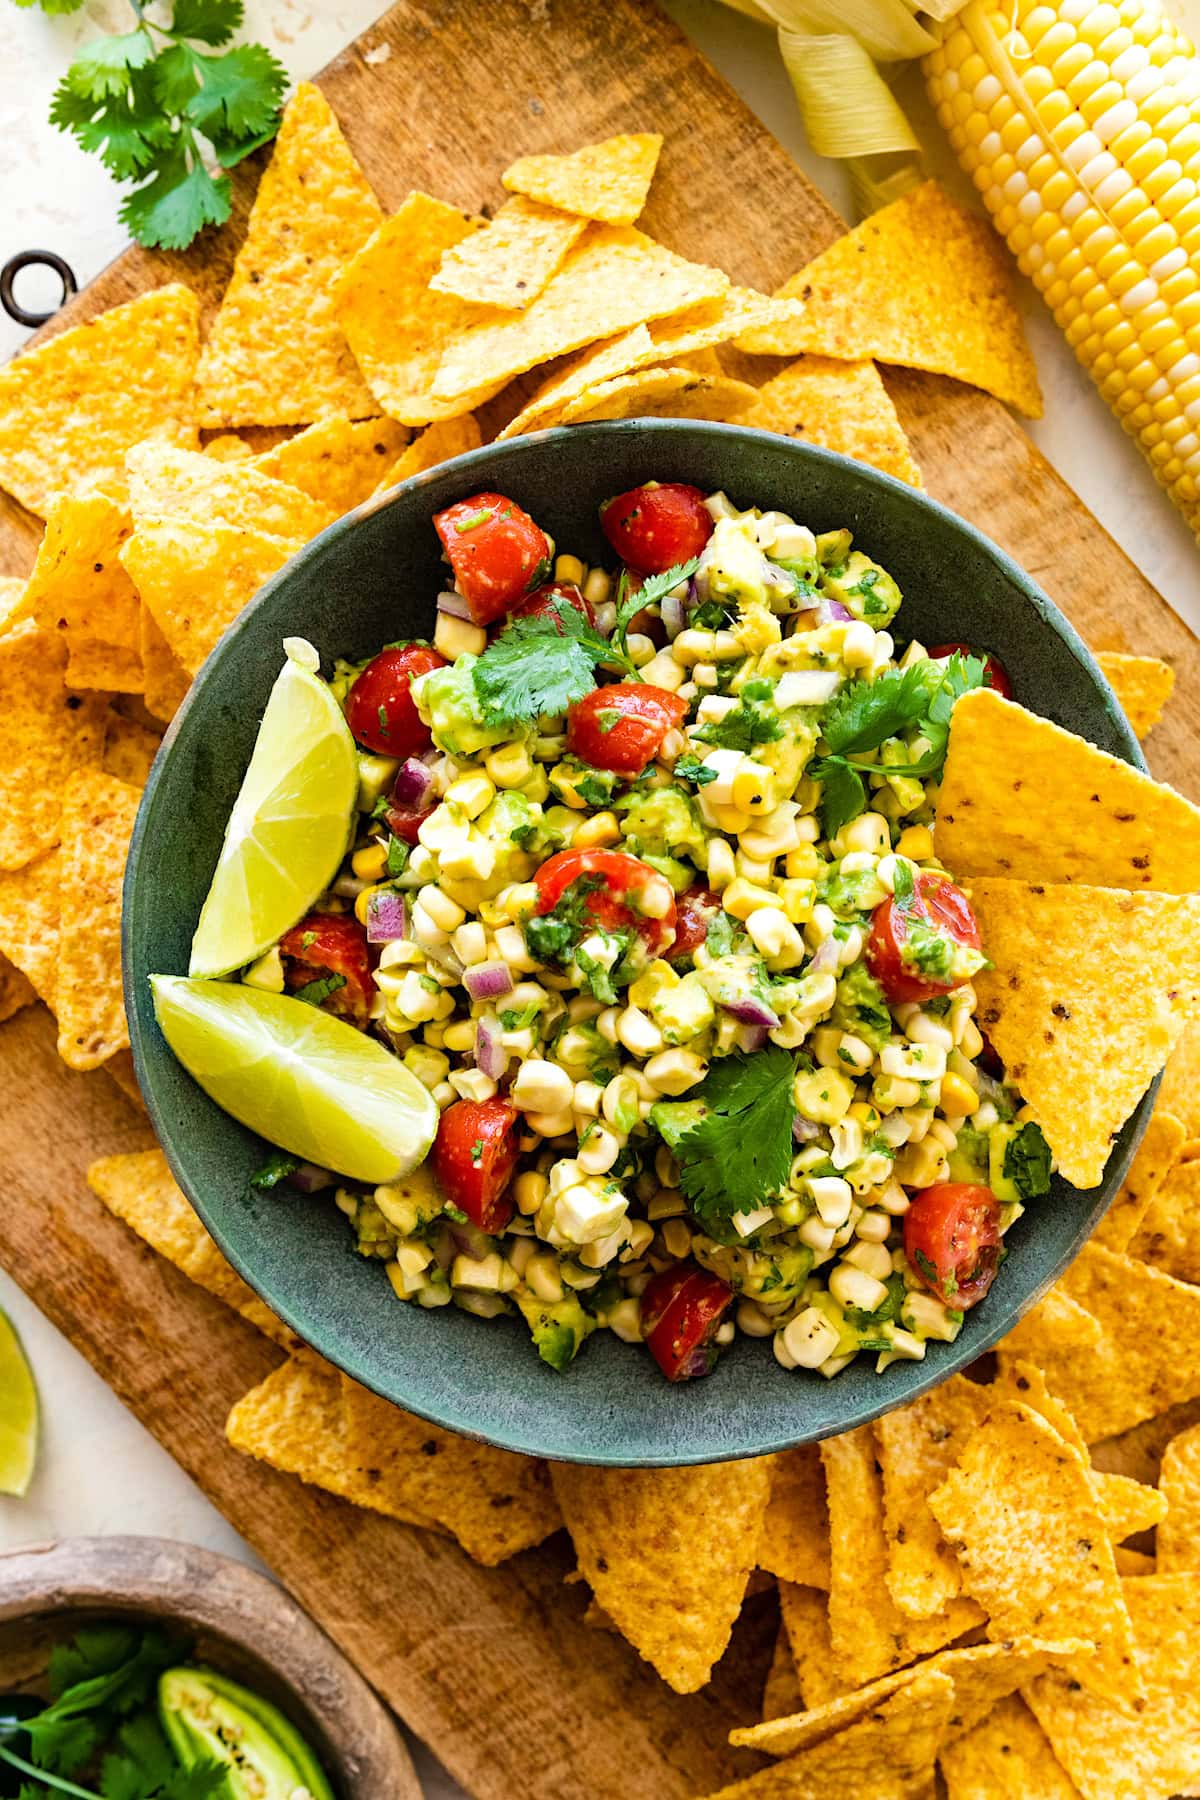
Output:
[[660, 1046, 796, 1231], [15, 0, 287, 250], [472, 600, 635, 727]]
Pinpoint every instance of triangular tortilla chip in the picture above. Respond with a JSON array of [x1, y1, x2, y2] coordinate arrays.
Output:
[[1114, 1546, 1155, 1576], [196, 85, 383, 426], [121, 520, 300, 675], [373, 413, 482, 493], [762, 1626, 805, 1723], [1026, 1575, 1200, 1800], [777, 1582, 844, 1710], [101, 712, 162, 789], [1157, 1421, 1200, 1570], [937, 687, 1200, 891], [735, 181, 1041, 416], [332, 193, 504, 425], [1159, 1019, 1200, 1137], [126, 442, 333, 541], [550, 1455, 771, 1693], [0, 623, 107, 871], [758, 1444, 829, 1591], [559, 362, 730, 424], [24, 491, 142, 692], [430, 195, 588, 310], [432, 225, 728, 402], [0, 285, 199, 518], [202, 434, 255, 463], [995, 1284, 1102, 1364], [1096, 651, 1174, 738], [745, 354, 922, 486], [501, 132, 662, 226], [938, 1693, 1081, 1800], [55, 768, 140, 1069], [875, 1375, 989, 1621], [1128, 1146, 1200, 1282], [0, 577, 30, 632], [1091, 1395, 1200, 1487], [1094, 1109, 1187, 1251], [139, 604, 192, 725], [338, 1375, 559, 1566], [928, 1400, 1141, 1709], [496, 326, 656, 438], [0, 953, 35, 1023], [251, 416, 410, 514], [0, 848, 60, 1007], [967, 878, 1200, 1187], [821, 1425, 983, 1687]]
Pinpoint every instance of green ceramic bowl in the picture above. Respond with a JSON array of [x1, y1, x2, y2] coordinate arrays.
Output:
[[125, 420, 1150, 1465]]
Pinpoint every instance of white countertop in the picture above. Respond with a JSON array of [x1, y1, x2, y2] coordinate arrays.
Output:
[[2, 3, 1197, 1793]]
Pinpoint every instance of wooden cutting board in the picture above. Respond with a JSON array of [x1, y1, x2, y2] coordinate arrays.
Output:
[[1, 3, 1197, 1796]]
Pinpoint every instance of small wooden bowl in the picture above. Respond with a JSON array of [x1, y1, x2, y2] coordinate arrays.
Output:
[[0, 1536, 422, 1799]]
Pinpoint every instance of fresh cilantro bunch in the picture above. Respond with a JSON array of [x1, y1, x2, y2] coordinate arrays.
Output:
[[15, 0, 287, 249]]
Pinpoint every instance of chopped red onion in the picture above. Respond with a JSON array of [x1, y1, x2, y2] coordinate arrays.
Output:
[[290, 1161, 335, 1192], [391, 757, 435, 809], [366, 888, 408, 944], [475, 1013, 508, 1080], [464, 960, 514, 1002], [661, 591, 686, 640], [792, 1116, 821, 1144], [808, 937, 841, 977], [436, 588, 473, 621], [449, 1219, 498, 1258], [733, 1021, 770, 1054], [820, 598, 854, 623], [722, 994, 780, 1030]]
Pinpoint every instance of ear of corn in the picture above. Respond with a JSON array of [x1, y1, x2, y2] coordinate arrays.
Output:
[[926, 0, 1200, 539]]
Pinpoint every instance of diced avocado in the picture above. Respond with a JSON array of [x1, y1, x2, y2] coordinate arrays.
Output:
[[650, 1098, 708, 1149], [759, 706, 820, 796], [815, 527, 853, 571], [820, 551, 903, 626], [618, 785, 708, 864], [373, 1163, 444, 1235], [415, 656, 513, 756], [820, 862, 887, 920], [159, 1667, 335, 1800], [642, 851, 695, 895], [829, 962, 891, 1053], [704, 516, 769, 608], [355, 749, 400, 811], [749, 1245, 814, 1307], [650, 970, 715, 1043], [477, 790, 540, 887], [948, 1120, 991, 1185], [517, 1292, 595, 1371], [988, 1121, 1024, 1204]]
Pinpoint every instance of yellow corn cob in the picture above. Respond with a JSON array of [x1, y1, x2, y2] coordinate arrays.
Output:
[[926, 0, 1200, 537]]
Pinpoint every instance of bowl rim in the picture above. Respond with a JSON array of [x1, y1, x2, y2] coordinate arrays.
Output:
[[124, 418, 1152, 1465]]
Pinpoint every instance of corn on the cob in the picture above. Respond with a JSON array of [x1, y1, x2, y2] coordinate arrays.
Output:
[[926, 0, 1200, 537]]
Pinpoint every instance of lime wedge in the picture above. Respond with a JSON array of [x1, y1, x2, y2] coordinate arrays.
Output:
[[0, 1308, 39, 1497], [189, 638, 359, 979], [152, 975, 439, 1184]]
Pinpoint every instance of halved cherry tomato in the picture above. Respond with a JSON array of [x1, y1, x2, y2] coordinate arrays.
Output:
[[668, 885, 722, 962], [866, 871, 982, 1006], [600, 482, 713, 575], [280, 912, 376, 1026], [383, 801, 434, 847], [345, 645, 445, 757], [904, 1183, 1003, 1310], [432, 1095, 520, 1234], [532, 847, 677, 956], [509, 581, 594, 630], [434, 492, 551, 625], [640, 1263, 734, 1381], [566, 682, 688, 777], [927, 642, 1013, 701]]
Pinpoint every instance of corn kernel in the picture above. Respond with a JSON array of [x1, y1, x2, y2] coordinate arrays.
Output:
[[554, 553, 585, 586], [583, 567, 611, 606], [784, 845, 822, 881], [939, 1071, 981, 1117], [706, 838, 737, 891], [730, 761, 776, 813], [722, 878, 778, 920], [442, 1019, 476, 1053], [777, 878, 816, 924], [351, 842, 389, 881], [444, 773, 495, 819], [549, 763, 590, 810], [573, 810, 620, 849], [895, 823, 934, 861], [484, 741, 533, 789], [433, 612, 487, 660]]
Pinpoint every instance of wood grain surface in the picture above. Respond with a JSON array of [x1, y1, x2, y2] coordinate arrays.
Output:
[[0, 2, 1195, 1795]]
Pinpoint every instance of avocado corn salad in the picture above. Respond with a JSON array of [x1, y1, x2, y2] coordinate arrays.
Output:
[[247, 481, 1054, 1382]]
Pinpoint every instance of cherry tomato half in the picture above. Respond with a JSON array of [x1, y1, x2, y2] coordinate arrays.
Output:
[[866, 871, 982, 1006], [280, 912, 376, 1026], [904, 1183, 1004, 1310], [383, 801, 435, 847], [600, 482, 713, 575], [434, 492, 551, 626], [640, 1263, 734, 1381], [509, 581, 594, 630], [668, 886, 723, 962], [432, 1095, 520, 1234], [345, 645, 445, 757], [566, 682, 688, 777], [532, 847, 677, 957], [927, 642, 1014, 701]]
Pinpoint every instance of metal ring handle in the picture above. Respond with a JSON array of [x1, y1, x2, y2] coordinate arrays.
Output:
[[0, 250, 77, 328]]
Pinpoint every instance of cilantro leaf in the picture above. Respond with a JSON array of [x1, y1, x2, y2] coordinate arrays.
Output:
[[49, 77, 169, 178], [26, 1711, 99, 1775], [250, 1148, 298, 1190], [611, 558, 699, 657], [889, 653, 987, 778], [693, 691, 782, 754], [68, 31, 156, 100], [119, 154, 232, 250], [157, 1765, 229, 1800], [1003, 1121, 1052, 1200], [48, 1628, 140, 1697], [667, 1047, 795, 1228], [188, 43, 286, 141], [171, 0, 244, 45], [821, 660, 945, 757], [812, 755, 865, 838], [12, 0, 86, 11], [673, 755, 717, 787], [472, 600, 632, 726]]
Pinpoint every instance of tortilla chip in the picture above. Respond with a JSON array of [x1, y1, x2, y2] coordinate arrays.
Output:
[[432, 225, 729, 403], [101, 712, 162, 788], [24, 491, 141, 691], [0, 849, 60, 1007], [88, 1148, 297, 1349], [1113, 1546, 1155, 1576], [0, 623, 107, 871], [196, 85, 382, 426], [1128, 1147, 1200, 1283], [875, 1375, 989, 1621], [121, 520, 300, 676], [1094, 1109, 1187, 1251], [558, 362, 722, 424], [927, 1400, 1142, 1708], [373, 414, 482, 493], [995, 1284, 1102, 1365], [658, 373, 759, 422], [937, 687, 1200, 891], [967, 878, 1200, 1188], [126, 442, 334, 542], [1096, 651, 1174, 738], [139, 605, 191, 724], [776, 1582, 844, 1710], [332, 193, 504, 425], [1157, 1422, 1200, 1570], [0, 285, 200, 518], [251, 416, 411, 514], [203, 434, 256, 463], [501, 133, 662, 226], [1091, 1396, 1200, 1488], [1026, 1575, 1200, 1800], [0, 577, 29, 633], [338, 1375, 558, 1565], [821, 1425, 984, 1687], [991, 1358, 1087, 1458], [0, 953, 35, 1023], [736, 181, 1041, 416], [1159, 1018, 1200, 1137], [550, 1456, 771, 1693], [55, 768, 139, 1069], [939, 1693, 1081, 1800], [226, 1351, 444, 1532], [430, 195, 588, 310], [496, 326, 657, 437], [762, 1625, 805, 1723], [745, 355, 923, 487], [758, 1445, 829, 1591]]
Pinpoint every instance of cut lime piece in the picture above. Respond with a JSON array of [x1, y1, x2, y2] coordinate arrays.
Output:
[[0, 1308, 39, 1498], [152, 975, 439, 1184], [189, 638, 359, 979]]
